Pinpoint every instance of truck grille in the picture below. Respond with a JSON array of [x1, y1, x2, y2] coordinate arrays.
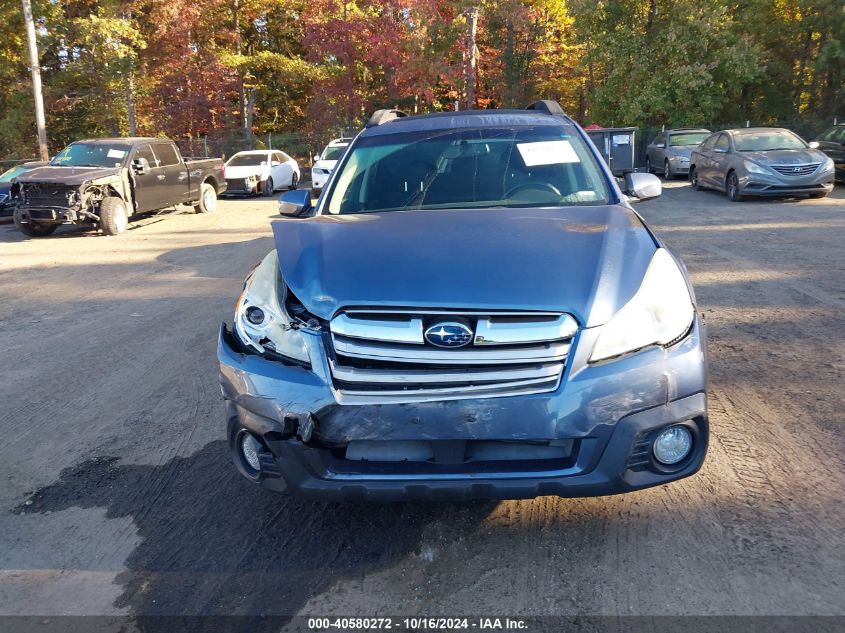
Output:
[[770, 163, 819, 177], [327, 310, 578, 403], [22, 184, 76, 208]]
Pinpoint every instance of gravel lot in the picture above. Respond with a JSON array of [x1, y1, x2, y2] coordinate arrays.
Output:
[[1, 182, 843, 625]]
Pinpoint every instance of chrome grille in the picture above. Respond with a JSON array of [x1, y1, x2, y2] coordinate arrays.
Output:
[[328, 310, 578, 403], [770, 163, 819, 177]]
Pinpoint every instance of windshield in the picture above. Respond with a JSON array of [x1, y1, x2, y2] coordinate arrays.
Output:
[[321, 145, 348, 161], [227, 154, 268, 167], [0, 165, 27, 183], [51, 143, 131, 168], [669, 132, 709, 147], [326, 126, 610, 215], [734, 130, 807, 152]]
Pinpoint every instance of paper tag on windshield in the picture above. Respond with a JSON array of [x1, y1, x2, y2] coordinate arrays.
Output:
[[107, 149, 127, 159], [516, 140, 579, 166]]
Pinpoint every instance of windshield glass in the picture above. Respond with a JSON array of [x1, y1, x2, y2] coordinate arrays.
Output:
[[733, 130, 807, 152], [0, 165, 27, 183], [326, 126, 610, 215], [321, 145, 348, 161], [51, 143, 131, 168], [227, 154, 268, 167], [669, 132, 709, 146]]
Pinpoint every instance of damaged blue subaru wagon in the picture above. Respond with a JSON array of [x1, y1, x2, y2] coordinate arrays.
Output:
[[218, 100, 708, 501]]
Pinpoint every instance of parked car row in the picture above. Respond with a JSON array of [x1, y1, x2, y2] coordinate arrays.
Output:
[[646, 124, 843, 201]]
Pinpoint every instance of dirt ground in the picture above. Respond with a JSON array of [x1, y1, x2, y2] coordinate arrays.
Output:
[[1, 182, 844, 626]]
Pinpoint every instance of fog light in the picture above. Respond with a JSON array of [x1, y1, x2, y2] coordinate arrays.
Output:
[[653, 425, 693, 465], [241, 433, 262, 471]]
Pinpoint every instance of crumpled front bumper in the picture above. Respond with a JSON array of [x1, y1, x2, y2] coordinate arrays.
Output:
[[218, 316, 709, 501]]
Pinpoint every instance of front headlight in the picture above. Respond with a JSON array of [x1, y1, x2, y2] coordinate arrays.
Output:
[[744, 160, 769, 175], [590, 249, 694, 362], [234, 250, 310, 364], [821, 156, 834, 172]]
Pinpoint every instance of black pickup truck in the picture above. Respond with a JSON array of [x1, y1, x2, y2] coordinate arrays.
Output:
[[13, 137, 226, 236]]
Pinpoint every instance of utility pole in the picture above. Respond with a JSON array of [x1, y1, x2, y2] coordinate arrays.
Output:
[[22, 0, 49, 160]]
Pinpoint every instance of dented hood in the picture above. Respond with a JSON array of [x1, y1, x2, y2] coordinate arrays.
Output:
[[17, 165, 122, 186], [272, 206, 657, 327]]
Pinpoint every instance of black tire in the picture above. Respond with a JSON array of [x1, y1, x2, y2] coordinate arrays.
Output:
[[13, 209, 58, 237], [726, 171, 743, 202], [263, 177, 274, 197], [809, 191, 829, 199], [194, 182, 217, 213], [645, 157, 652, 174], [689, 166, 701, 190], [99, 196, 129, 235], [289, 173, 299, 190], [663, 160, 671, 179]]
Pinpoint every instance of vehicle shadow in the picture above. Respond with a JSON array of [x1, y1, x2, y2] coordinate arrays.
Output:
[[19, 442, 497, 629]]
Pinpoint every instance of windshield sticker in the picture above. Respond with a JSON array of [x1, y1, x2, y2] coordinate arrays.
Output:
[[107, 149, 127, 159], [516, 140, 580, 166]]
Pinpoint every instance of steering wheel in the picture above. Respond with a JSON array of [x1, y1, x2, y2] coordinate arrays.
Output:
[[505, 181, 562, 199]]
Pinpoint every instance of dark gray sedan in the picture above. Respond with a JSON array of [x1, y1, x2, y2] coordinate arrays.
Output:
[[645, 128, 711, 179], [689, 128, 836, 201]]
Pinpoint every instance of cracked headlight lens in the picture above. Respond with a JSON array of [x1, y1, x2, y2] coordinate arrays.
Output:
[[234, 250, 310, 364], [590, 248, 694, 362]]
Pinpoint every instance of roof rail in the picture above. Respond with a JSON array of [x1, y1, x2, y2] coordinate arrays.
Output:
[[366, 109, 408, 128], [525, 100, 565, 116]]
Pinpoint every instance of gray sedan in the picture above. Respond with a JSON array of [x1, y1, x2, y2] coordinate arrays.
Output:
[[645, 128, 711, 178], [689, 128, 836, 201]]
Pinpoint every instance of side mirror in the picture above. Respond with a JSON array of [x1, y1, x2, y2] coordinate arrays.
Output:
[[278, 188, 312, 217], [313, 154, 321, 163], [624, 172, 662, 200], [271, 161, 281, 167], [808, 141, 820, 149], [132, 157, 150, 175]]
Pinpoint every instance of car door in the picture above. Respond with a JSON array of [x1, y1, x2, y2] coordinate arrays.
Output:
[[710, 133, 731, 189], [274, 151, 294, 187], [131, 143, 164, 213], [151, 142, 188, 207]]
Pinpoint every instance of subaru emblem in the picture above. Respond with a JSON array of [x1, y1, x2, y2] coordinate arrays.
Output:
[[424, 322, 473, 348]]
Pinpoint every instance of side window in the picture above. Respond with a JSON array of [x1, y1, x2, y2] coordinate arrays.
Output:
[[133, 144, 156, 165], [831, 127, 845, 143], [273, 152, 284, 164], [715, 134, 730, 152], [152, 143, 180, 167], [701, 134, 717, 150], [277, 152, 290, 163]]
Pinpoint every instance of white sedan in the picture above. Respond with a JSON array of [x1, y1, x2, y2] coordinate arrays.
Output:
[[224, 150, 300, 196]]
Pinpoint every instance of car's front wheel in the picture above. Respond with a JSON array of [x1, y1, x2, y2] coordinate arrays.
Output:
[[664, 160, 671, 179], [99, 196, 129, 235], [726, 172, 743, 202], [263, 177, 275, 197], [289, 173, 299, 190], [194, 182, 217, 213], [645, 157, 652, 174], [14, 209, 58, 237]]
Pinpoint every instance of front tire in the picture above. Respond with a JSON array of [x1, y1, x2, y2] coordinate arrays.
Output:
[[645, 157, 652, 174], [289, 173, 299, 190], [663, 160, 671, 179], [14, 209, 58, 237], [99, 197, 129, 235], [194, 182, 217, 213], [263, 177, 275, 197], [726, 172, 743, 202]]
